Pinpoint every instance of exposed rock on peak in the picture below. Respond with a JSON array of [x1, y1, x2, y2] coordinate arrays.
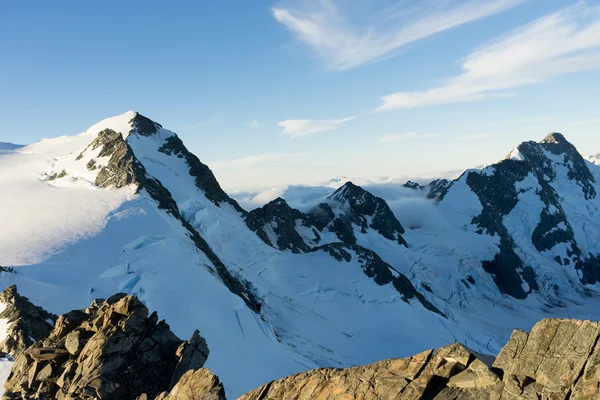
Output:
[[426, 178, 451, 200], [129, 112, 162, 137], [0, 285, 56, 358], [403, 179, 451, 200], [447, 131, 600, 297], [3, 294, 210, 400], [403, 180, 423, 190], [245, 198, 320, 253], [310, 182, 407, 247], [540, 131, 568, 145]]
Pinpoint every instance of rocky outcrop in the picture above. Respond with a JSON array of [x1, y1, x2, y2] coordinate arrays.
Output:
[[239, 343, 497, 400], [492, 318, 600, 399], [3, 294, 210, 400], [245, 198, 320, 253], [153, 369, 226, 400], [0, 285, 57, 358], [426, 179, 450, 200], [308, 182, 408, 247], [239, 318, 600, 400], [448, 132, 600, 298]]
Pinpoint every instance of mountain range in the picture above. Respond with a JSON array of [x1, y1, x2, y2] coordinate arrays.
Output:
[[1, 111, 600, 397]]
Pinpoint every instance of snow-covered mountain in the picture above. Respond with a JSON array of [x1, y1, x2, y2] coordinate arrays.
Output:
[[2, 113, 600, 397], [589, 153, 600, 165]]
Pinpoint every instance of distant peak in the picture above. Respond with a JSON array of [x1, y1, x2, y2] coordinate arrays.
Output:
[[265, 197, 290, 209], [541, 132, 567, 145]]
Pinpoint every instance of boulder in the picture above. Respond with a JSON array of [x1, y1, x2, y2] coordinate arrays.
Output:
[[154, 369, 225, 400], [239, 318, 600, 400], [3, 294, 210, 400]]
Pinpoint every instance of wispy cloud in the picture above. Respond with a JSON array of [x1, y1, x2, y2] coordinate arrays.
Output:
[[278, 117, 354, 138], [272, 0, 524, 70], [377, 3, 600, 111], [249, 120, 260, 129], [378, 132, 439, 144]]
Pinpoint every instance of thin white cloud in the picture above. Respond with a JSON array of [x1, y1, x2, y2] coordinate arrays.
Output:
[[272, 0, 525, 70], [378, 132, 439, 144], [278, 117, 354, 138], [377, 3, 600, 111], [249, 120, 260, 129], [211, 153, 306, 169]]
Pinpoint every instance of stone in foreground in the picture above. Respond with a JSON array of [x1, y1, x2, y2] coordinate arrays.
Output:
[[3, 293, 209, 400]]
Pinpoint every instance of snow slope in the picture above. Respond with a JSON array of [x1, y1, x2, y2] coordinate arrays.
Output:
[[2, 115, 600, 397], [0, 112, 455, 397]]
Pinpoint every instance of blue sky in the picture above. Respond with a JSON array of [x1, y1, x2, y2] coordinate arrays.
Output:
[[2, 0, 600, 191]]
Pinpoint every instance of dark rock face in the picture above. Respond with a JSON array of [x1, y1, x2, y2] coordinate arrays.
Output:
[[402, 179, 450, 200], [456, 132, 599, 297], [238, 318, 600, 400], [0, 285, 57, 358], [129, 113, 162, 137], [403, 181, 424, 190], [245, 198, 319, 253], [426, 179, 451, 200], [315, 243, 444, 317], [3, 294, 210, 400], [156, 134, 245, 213], [308, 182, 407, 247]]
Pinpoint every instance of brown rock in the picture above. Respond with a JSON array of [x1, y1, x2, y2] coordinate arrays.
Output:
[[155, 369, 225, 400], [2, 293, 211, 400]]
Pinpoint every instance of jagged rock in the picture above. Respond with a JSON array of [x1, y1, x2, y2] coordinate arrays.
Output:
[[238, 343, 495, 400], [308, 181, 408, 247], [238, 318, 600, 400], [0, 285, 57, 357], [446, 132, 600, 298], [169, 330, 210, 389], [3, 294, 210, 400], [154, 369, 226, 400], [426, 179, 450, 200], [245, 198, 319, 253]]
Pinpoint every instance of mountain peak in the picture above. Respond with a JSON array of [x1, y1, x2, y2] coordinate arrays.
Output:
[[318, 181, 407, 246], [129, 112, 162, 137], [328, 181, 365, 202], [541, 132, 568, 145]]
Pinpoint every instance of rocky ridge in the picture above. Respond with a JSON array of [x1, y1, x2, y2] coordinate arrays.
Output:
[[0, 285, 56, 358], [439, 132, 600, 298], [239, 318, 600, 399], [3, 287, 600, 399], [4, 293, 209, 400]]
